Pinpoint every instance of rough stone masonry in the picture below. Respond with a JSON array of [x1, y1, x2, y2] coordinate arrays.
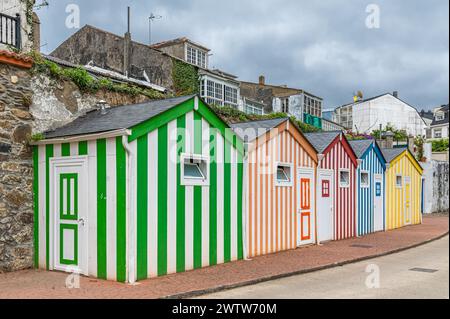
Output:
[[0, 62, 35, 272]]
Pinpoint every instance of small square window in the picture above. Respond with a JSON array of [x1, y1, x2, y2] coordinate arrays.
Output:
[[322, 180, 330, 197], [339, 170, 350, 188], [396, 175, 403, 188], [360, 171, 369, 188], [181, 154, 209, 186], [275, 163, 293, 187], [375, 182, 382, 196]]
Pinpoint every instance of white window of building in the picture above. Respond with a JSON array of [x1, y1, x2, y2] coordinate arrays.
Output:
[[186, 45, 207, 68], [281, 98, 289, 113], [434, 128, 442, 138], [201, 76, 239, 108], [435, 112, 444, 121], [339, 169, 350, 188], [360, 171, 370, 188], [244, 99, 264, 115], [395, 175, 403, 188], [181, 154, 210, 186], [275, 163, 293, 187]]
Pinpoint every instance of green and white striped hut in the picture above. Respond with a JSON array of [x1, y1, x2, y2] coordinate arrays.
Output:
[[32, 95, 245, 283]]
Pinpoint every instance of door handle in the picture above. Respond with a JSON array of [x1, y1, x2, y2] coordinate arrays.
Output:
[[78, 218, 85, 226]]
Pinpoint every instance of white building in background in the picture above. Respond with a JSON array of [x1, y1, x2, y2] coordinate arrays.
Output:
[[332, 92, 427, 137]]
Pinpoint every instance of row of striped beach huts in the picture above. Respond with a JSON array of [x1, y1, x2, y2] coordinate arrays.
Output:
[[31, 95, 423, 283]]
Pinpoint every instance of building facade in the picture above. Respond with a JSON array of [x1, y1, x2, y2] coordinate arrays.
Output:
[[231, 118, 318, 257], [240, 76, 323, 129], [332, 93, 427, 136], [349, 140, 386, 236], [428, 105, 449, 140], [382, 148, 423, 230], [32, 95, 245, 283], [305, 132, 358, 242]]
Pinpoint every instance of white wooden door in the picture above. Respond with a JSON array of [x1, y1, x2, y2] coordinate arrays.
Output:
[[51, 157, 89, 275], [404, 177, 412, 225], [297, 168, 315, 246], [317, 170, 334, 242], [373, 174, 384, 232]]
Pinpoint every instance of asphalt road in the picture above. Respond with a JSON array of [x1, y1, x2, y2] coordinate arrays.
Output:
[[200, 236, 449, 299]]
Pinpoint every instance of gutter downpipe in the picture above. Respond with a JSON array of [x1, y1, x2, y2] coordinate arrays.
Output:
[[121, 133, 136, 284], [242, 144, 250, 261], [316, 154, 324, 246]]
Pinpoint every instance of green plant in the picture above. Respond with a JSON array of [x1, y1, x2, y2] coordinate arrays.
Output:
[[432, 138, 449, 152], [209, 105, 320, 133], [172, 58, 199, 96], [30, 133, 44, 142], [414, 136, 425, 160], [372, 123, 408, 141]]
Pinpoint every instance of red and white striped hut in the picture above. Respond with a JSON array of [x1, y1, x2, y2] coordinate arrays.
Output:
[[304, 131, 358, 242], [231, 118, 318, 258]]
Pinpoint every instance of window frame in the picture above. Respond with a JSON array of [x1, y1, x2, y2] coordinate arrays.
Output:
[[180, 153, 210, 187], [395, 174, 403, 188], [339, 169, 351, 188], [360, 170, 370, 188], [274, 162, 294, 187]]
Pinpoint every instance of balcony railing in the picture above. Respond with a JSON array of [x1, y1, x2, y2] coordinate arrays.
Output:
[[0, 13, 21, 50]]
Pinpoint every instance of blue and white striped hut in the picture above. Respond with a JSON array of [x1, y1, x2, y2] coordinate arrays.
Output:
[[349, 139, 386, 236]]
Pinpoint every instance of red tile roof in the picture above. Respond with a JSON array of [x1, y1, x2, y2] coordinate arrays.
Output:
[[0, 50, 33, 68]]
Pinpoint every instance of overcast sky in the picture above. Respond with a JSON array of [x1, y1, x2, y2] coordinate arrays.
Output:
[[36, 0, 449, 110]]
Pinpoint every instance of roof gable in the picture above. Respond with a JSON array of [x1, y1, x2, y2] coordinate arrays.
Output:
[[304, 131, 357, 166], [231, 118, 318, 163], [44, 95, 196, 139], [381, 148, 423, 175]]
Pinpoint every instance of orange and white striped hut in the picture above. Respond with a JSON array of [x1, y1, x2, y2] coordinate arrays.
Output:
[[231, 118, 318, 258]]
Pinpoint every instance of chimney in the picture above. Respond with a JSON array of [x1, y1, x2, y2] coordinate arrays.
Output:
[[32, 12, 41, 52], [259, 75, 265, 86], [393, 91, 398, 98], [123, 7, 132, 77]]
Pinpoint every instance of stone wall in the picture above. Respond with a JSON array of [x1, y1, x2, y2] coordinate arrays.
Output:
[[50, 25, 175, 92], [0, 57, 156, 272], [0, 61, 34, 272], [30, 73, 151, 133], [431, 161, 449, 213]]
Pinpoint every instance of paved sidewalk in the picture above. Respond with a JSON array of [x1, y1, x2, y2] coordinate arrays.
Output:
[[0, 215, 448, 299]]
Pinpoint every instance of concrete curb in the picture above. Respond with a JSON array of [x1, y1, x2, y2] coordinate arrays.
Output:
[[163, 231, 449, 299]]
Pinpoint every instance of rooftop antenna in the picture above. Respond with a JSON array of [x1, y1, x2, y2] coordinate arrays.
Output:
[[127, 6, 131, 34], [148, 13, 162, 45]]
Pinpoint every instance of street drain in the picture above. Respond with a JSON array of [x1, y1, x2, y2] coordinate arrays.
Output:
[[409, 268, 439, 273], [350, 244, 374, 248]]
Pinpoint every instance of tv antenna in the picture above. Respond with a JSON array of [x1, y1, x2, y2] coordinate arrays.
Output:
[[148, 13, 162, 45]]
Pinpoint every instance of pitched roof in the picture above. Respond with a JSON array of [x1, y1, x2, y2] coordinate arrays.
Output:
[[304, 131, 341, 154], [0, 50, 33, 68], [150, 37, 211, 52], [230, 118, 288, 142], [349, 139, 374, 158], [44, 95, 196, 139], [381, 147, 406, 163], [431, 104, 449, 126]]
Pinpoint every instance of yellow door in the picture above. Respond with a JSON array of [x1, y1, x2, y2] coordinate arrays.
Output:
[[404, 177, 412, 225]]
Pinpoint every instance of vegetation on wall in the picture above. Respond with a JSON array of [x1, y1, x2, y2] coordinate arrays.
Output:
[[371, 123, 408, 141], [210, 105, 321, 133], [30, 52, 165, 99], [432, 138, 449, 152], [346, 132, 373, 141], [414, 136, 425, 161], [172, 58, 199, 96]]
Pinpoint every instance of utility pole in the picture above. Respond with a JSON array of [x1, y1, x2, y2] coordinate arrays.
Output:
[[148, 13, 162, 45]]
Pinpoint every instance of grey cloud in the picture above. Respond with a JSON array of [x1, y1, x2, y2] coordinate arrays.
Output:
[[37, 0, 449, 109]]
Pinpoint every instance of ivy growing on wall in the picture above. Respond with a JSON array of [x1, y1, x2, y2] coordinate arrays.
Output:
[[30, 52, 165, 99], [210, 105, 321, 133], [172, 58, 199, 96]]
